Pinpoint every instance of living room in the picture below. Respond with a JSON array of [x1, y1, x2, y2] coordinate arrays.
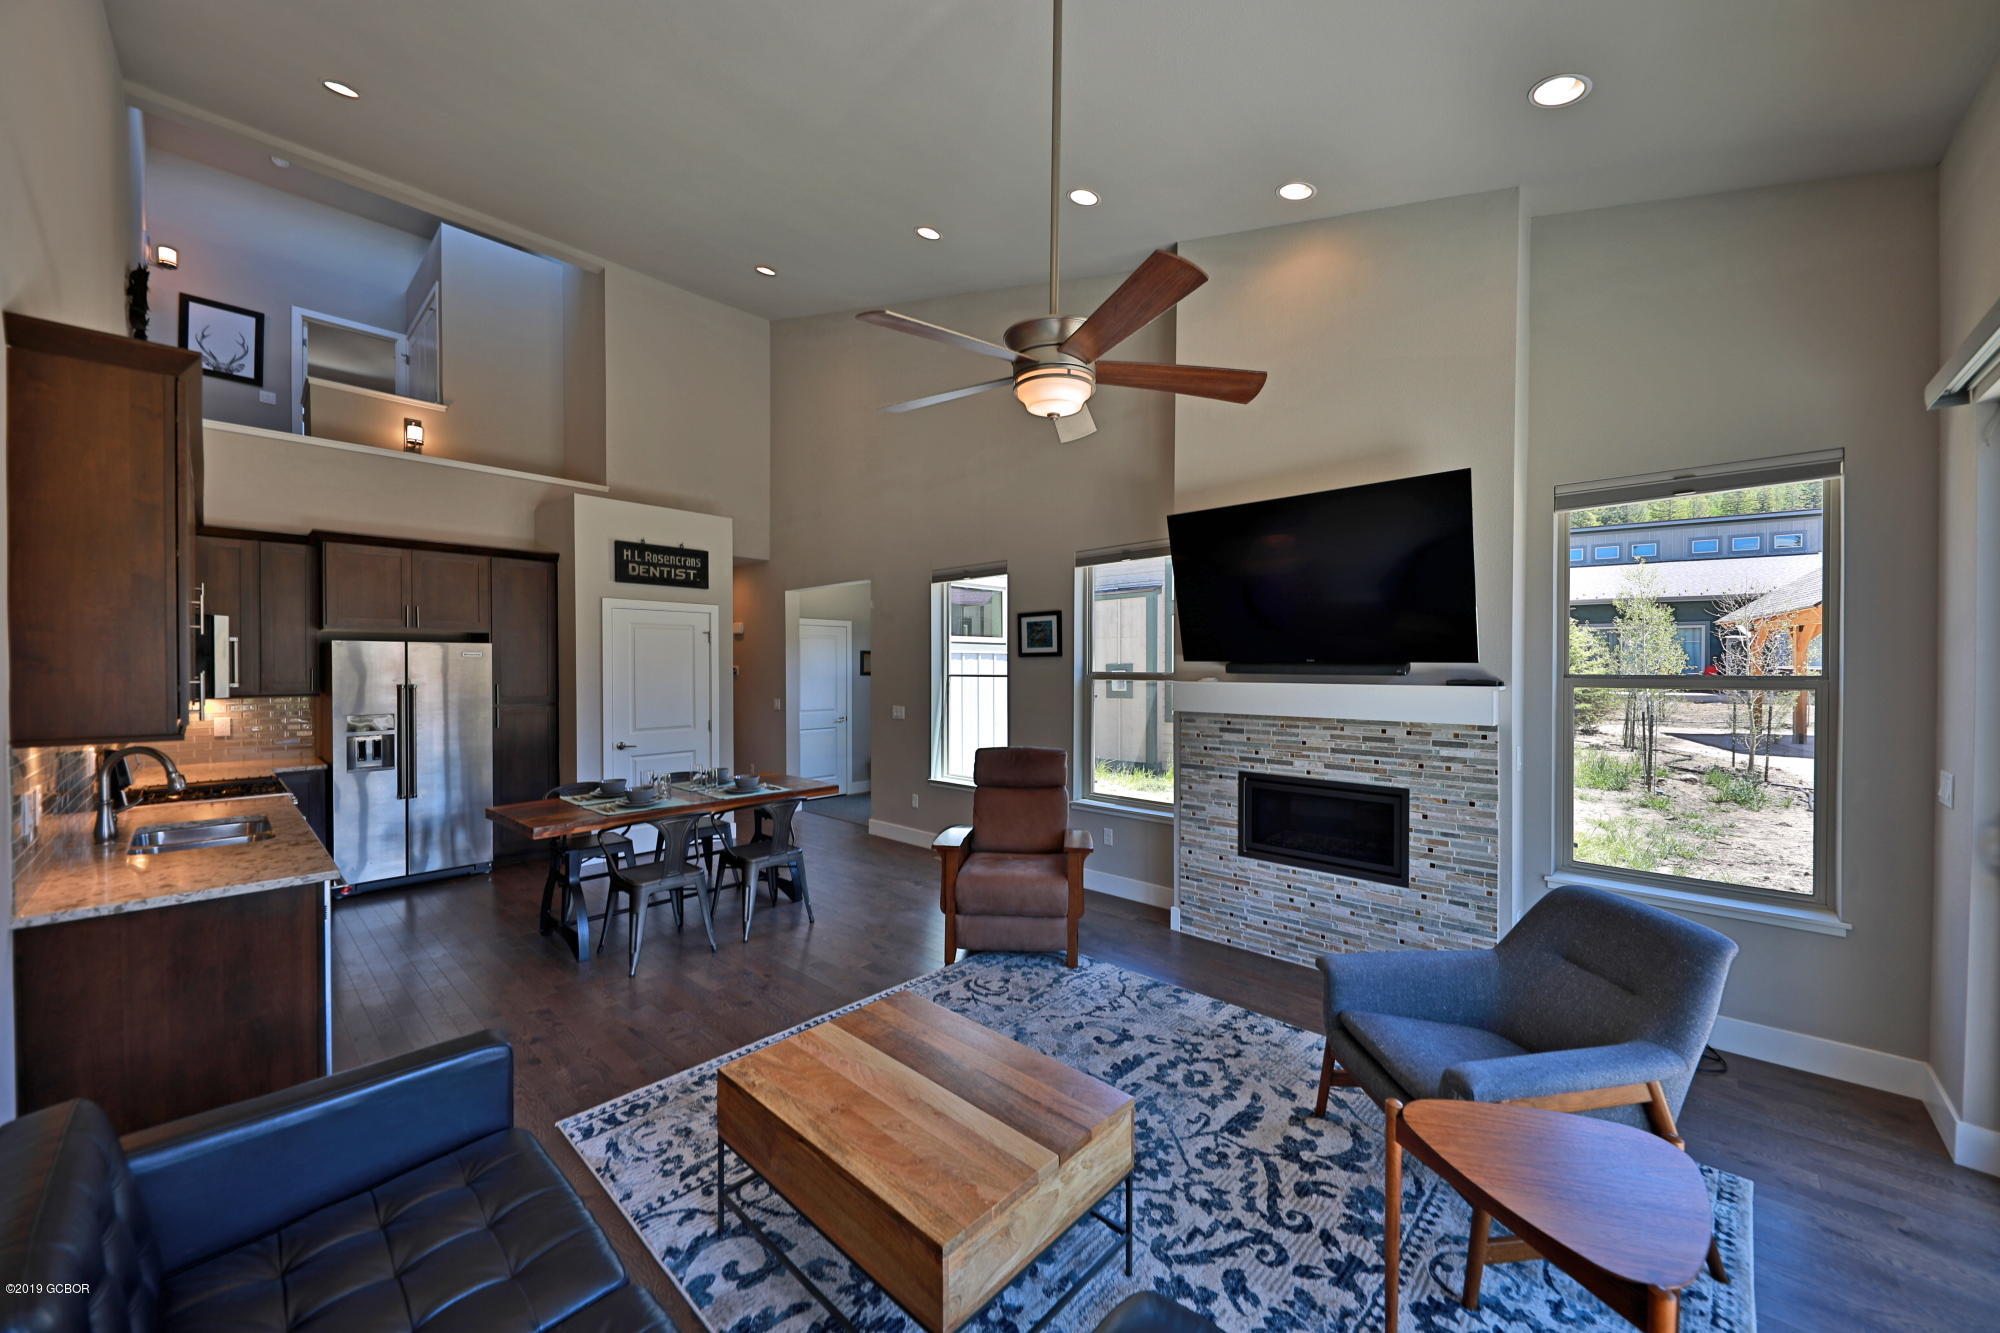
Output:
[[4, 2, 2000, 1331]]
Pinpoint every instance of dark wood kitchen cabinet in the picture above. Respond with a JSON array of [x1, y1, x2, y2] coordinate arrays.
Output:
[[258, 539, 319, 694], [6, 314, 200, 745], [322, 540, 490, 633], [197, 533, 318, 696], [490, 555, 558, 860]]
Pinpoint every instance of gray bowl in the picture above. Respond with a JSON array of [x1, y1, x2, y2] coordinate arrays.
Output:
[[730, 774, 759, 792]]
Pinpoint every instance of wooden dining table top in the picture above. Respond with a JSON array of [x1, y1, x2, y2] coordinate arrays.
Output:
[[484, 774, 839, 841]]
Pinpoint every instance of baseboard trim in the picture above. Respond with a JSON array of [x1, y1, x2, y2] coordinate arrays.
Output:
[[1083, 868, 1171, 909], [1708, 1015, 1997, 1176], [866, 818, 934, 849], [847, 780, 871, 794]]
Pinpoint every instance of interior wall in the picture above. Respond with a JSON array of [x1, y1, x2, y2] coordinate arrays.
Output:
[[603, 264, 772, 561], [1524, 169, 1941, 1059], [741, 272, 1177, 891], [791, 580, 873, 787], [141, 148, 430, 432], [1934, 58, 2000, 1135], [539, 494, 734, 789], [434, 224, 569, 475], [0, 0, 134, 1122]]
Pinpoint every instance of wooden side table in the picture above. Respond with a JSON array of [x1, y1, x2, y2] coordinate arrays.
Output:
[[1383, 1099, 1714, 1333]]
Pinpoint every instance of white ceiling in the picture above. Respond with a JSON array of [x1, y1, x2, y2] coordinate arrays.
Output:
[[106, 0, 2000, 321]]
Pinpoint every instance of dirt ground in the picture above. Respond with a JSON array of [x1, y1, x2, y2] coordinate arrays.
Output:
[[1572, 693, 1815, 895]]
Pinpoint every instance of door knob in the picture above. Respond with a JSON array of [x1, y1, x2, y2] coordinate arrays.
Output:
[[835, 716, 847, 723], [615, 741, 637, 750]]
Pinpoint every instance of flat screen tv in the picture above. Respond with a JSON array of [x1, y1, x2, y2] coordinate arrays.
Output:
[[1167, 469, 1477, 670]]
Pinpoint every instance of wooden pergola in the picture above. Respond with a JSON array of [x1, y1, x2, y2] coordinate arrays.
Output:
[[1720, 570, 1823, 741]]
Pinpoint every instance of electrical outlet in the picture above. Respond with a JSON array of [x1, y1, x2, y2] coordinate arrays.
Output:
[[892, 705, 907, 720], [211, 715, 232, 738], [911, 792, 920, 809], [1938, 770, 1956, 808], [1103, 826, 1114, 847], [258, 390, 277, 405], [772, 697, 782, 711]]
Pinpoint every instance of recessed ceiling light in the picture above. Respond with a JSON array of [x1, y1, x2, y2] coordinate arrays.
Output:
[[322, 80, 360, 99], [1068, 188, 1100, 207], [269, 155, 291, 169], [914, 225, 942, 241], [754, 264, 778, 277], [1528, 74, 1592, 108], [1276, 181, 1316, 202]]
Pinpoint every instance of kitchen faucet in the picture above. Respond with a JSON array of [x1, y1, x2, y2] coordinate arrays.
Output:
[[94, 747, 188, 843]]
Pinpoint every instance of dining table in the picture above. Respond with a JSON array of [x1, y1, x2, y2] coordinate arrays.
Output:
[[486, 773, 840, 961]]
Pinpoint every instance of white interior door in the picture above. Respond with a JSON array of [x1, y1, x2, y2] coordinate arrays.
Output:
[[602, 601, 715, 786], [796, 618, 851, 790]]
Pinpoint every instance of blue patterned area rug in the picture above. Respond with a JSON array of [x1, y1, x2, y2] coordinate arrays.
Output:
[[559, 954, 1755, 1332]]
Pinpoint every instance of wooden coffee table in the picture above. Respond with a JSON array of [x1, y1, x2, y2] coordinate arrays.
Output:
[[1383, 1099, 1715, 1333], [715, 992, 1136, 1333]]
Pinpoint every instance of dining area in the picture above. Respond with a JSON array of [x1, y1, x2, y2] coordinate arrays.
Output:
[[486, 771, 840, 974]]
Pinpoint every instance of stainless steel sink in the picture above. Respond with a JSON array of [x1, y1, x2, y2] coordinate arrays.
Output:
[[126, 815, 275, 854]]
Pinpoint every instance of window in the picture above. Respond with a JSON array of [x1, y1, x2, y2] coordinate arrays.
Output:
[[932, 572, 1007, 784], [1569, 546, 1585, 562], [1080, 554, 1174, 807], [1690, 538, 1720, 554], [1731, 535, 1762, 552], [1773, 532, 1804, 550], [1630, 542, 1659, 559], [1593, 544, 1620, 559], [1559, 465, 1836, 907]]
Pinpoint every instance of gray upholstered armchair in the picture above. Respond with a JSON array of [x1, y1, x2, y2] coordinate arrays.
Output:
[[1314, 885, 1738, 1143]]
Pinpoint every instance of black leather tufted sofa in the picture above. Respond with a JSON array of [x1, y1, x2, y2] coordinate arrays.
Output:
[[0, 1031, 669, 1332]]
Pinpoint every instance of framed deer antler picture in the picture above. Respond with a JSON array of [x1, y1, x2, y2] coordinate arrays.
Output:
[[178, 294, 265, 386]]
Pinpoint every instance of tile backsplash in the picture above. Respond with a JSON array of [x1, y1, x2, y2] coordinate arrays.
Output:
[[10, 697, 319, 880]]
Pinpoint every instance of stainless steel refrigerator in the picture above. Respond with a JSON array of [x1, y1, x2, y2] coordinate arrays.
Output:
[[330, 640, 494, 888]]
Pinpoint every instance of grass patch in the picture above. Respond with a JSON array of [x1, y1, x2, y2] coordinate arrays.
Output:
[[1575, 816, 1697, 872], [1575, 749, 1640, 791], [1702, 767, 1774, 810], [1639, 793, 1672, 813], [1093, 761, 1173, 801]]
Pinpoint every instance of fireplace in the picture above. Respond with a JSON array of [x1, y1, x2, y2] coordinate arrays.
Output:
[[1237, 771, 1409, 887]]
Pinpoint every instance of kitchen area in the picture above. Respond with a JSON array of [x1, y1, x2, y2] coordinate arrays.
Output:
[[5, 311, 561, 1133]]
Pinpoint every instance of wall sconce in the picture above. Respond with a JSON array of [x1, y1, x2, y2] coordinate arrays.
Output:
[[403, 418, 425, 452], [154, 244, 179, 269]]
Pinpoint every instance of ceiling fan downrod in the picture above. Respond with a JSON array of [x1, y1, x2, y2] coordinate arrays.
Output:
[[1048, 0, 1063, 319]]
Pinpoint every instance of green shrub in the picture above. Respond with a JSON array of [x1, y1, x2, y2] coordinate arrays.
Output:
[[1575, 749, 1639, 791], [1702, 767, 1772, 810]]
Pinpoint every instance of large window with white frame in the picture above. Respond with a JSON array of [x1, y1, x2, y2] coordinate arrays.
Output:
[[931, 571, 1008, 784], [1558, 457, 1838, 907], [1079, 553, 1175, 808]]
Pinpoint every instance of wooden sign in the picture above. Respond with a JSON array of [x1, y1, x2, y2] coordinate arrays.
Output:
[[613, 540, 709, 588]]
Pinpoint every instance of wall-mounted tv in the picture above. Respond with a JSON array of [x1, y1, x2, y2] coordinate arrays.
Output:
[[1166, 469, 1477, 671]]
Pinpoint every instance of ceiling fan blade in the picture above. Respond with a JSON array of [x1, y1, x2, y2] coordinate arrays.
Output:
[[1094, 361, 1268, 404], [1059, 250, 1208, 363], [1052, 405, 1097, 443], [856, 310, 1019, 362], [881, 377, 1013, 414]]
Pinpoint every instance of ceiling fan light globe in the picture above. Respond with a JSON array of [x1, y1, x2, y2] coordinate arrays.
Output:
[[1013, 365, 1094, 419]]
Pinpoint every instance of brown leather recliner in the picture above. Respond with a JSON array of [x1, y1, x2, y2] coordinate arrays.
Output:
[[934, 747, 1094, 967]]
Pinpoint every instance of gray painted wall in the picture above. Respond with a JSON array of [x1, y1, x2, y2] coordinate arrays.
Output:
[[1935, 60, 2000, 1134], [142, 148, 431, 431], [1525, 170, 1941, 1060], [794, 581, 873, 786], [0, 0, 135, 1122]]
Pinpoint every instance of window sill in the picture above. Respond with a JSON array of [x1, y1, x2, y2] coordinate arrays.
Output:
[[928, 777, 975, 792], [1072, 797, 1174, 824], [1543, 869, 1851, 937]]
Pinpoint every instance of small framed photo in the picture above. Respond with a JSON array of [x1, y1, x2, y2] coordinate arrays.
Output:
[[179, 294, 265, 385], [1016, 609, 1063, 657], [858, 650, 872, 676]]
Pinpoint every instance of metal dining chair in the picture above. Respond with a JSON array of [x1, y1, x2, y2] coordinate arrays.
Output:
[[601, 812, 718, 973], [716, 798, 814, 941], [538, 783, 636, 940], [664, 771, 737, 876]]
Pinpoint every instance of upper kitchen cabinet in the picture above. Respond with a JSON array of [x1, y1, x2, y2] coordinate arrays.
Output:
[[490, 556, 557, 703], [196, 533, 318, 696], [7, 315, 200, 745], [322, 539, 489, 633]]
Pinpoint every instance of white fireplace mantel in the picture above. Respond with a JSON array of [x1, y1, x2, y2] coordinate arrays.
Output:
[[1170, 680, 1504, 728]]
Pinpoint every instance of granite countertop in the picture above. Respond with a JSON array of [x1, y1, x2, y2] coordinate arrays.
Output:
[[11, 794, 339, 930]]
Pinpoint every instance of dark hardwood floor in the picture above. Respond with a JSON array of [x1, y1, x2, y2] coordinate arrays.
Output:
[[333, 811, 2000, 1333]]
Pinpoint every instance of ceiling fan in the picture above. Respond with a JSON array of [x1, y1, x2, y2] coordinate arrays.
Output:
[[856, 0, 1267, 443]]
